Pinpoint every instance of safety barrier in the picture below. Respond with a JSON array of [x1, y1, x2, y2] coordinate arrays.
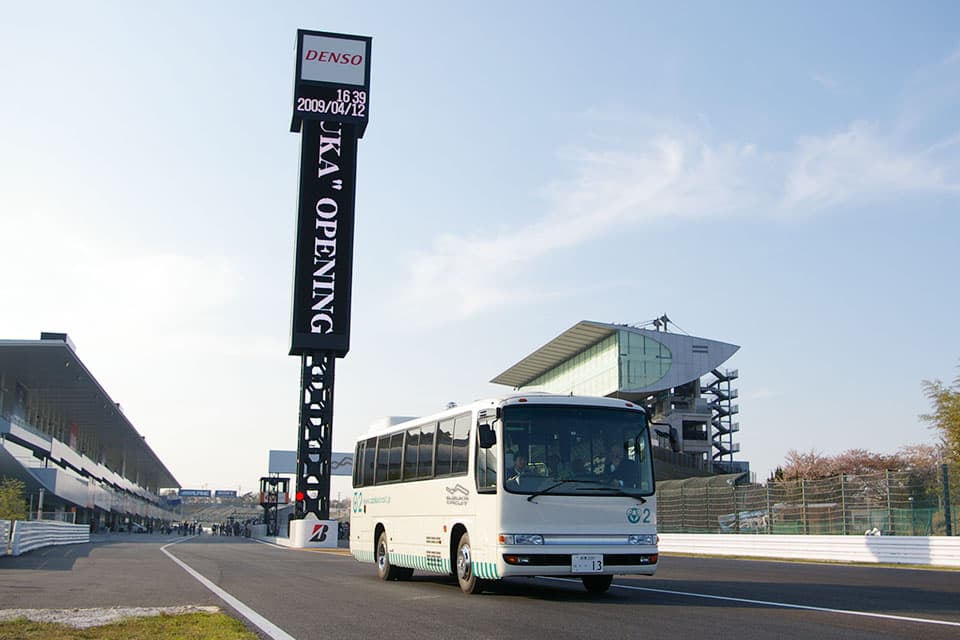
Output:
[[9, 520, 90, 556], [658, 533, 960, 567], [1, 519, 9, 556]]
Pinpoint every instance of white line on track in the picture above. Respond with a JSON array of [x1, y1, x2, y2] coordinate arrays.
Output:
[[249, 538, 291, 551], [249, 538, 352, 555], [541, 577, 960, 628], [161, 538, 296, 640]]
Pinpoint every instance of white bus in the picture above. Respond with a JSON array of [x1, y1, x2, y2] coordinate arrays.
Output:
[[350, 393, 659, 594]]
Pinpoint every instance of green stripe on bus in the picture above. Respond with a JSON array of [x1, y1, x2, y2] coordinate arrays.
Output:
[[354, 550, 476, 577]]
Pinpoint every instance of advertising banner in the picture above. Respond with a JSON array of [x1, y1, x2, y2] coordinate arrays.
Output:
[[291, 30, 371, 137], [330, 451, 353, 477], [268, 450, 353, 476], [268, 450, 298, 474], [178, 489, 211, 498], [289, 119, 358, 356]]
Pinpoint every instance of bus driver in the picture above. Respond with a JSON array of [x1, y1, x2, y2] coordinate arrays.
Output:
[[509, 453, 528, 485]]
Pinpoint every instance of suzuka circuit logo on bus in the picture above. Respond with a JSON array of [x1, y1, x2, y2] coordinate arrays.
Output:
[[445, 484, 470, 506]]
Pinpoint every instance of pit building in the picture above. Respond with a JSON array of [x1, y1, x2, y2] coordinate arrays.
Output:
[[0, 333, 180, 530]]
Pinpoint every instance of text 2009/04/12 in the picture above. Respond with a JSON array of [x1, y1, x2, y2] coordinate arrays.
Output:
[[296, 98, 367, 117]]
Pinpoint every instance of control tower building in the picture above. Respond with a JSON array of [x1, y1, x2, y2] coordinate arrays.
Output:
[[491, 318, 747, 479]]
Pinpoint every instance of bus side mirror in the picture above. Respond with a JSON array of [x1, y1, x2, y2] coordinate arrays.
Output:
[[653, 422, 681, 453], [478, 423, 497, 449]]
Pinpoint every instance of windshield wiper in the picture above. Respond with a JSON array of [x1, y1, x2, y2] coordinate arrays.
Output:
[[526, 479, 603, 502], [577, 485, 647, 503]]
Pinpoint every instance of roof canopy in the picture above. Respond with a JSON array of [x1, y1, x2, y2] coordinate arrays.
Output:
[[491, 320, 739, 392], [0, 336, 179, 490], [491, 321, 620, 388]]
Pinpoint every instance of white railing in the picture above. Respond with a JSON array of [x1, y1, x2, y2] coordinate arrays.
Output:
[[658, 533, 960, 567], [9, 520, 90, 556]]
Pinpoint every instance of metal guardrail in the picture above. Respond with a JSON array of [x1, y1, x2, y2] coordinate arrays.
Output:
[[1, 519, 9, 556], [9, 520, 90, 556], [659, 533, 960, 567]]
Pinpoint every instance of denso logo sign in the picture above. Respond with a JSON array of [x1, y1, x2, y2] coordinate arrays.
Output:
[[300, 33, 367, 86], [305, 50, 363, 66]]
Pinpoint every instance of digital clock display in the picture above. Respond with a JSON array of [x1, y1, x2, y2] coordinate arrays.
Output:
[[291, 30, 371, 136]]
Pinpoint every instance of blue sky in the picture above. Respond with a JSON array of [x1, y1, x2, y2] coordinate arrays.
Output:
[[1, 2, 958, 495]]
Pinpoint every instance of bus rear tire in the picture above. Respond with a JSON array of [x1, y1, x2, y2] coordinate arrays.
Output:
[[582, 575, 613, 593], [455, 533, 485, 594], [376, 530, 411, 581]]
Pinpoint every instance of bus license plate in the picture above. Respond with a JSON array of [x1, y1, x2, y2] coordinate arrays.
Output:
[[571, 554, 603, 573]]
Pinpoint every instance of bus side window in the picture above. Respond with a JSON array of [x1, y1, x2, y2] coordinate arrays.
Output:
[[388, 432, 404, 482], [353, 442, 363, 487], [451, 413, 470, 475], [363, 437, 376, 486], [375, 435, 390, 484], [419, 423, 436, 479], [436, 418, 455, 476], [403, 427, 420, 481], [476, 433, 497, 493]]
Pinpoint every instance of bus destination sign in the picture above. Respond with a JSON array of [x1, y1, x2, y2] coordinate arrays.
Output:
[[291, 30, 371, 137]]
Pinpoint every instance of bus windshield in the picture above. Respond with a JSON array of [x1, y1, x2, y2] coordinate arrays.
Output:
[[501, 404, 654, 497]]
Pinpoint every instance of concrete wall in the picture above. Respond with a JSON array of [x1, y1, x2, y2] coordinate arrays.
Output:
[[9, 520, 89, 556], [659, 533, 960, 567]]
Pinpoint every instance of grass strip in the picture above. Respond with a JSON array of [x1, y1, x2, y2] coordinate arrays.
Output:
[[0, 612, 259, 640]]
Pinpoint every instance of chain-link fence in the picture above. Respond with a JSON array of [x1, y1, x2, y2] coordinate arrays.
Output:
[[657, 464, 958, 536]]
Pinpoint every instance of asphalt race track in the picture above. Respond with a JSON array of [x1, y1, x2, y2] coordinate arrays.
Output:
[[1, 534, 958, 640]]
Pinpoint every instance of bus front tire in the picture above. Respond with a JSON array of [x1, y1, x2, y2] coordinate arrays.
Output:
[[581, 575, 613, 593], [376, 531, 413, 581], [455, 533, 485, 594]]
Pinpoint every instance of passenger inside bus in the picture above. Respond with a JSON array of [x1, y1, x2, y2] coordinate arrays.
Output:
[[606, 445, 639, 488], [547, 454, 575, 479]]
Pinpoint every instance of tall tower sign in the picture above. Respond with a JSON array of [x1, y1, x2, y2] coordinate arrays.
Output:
[[289, 29, 371, 520]]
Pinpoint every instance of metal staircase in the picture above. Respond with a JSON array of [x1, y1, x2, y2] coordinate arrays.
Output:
[[702, 369, 740, 462]]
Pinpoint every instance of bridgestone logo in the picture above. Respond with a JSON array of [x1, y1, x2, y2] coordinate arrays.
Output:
[[310, 524, 329, 542]]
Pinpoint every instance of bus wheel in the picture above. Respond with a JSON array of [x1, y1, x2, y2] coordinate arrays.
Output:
[[376, 531, 406, 581], [582, 575, 613, 593], [455, 533, 484, 594]]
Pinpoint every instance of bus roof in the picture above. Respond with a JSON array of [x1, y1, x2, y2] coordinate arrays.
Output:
[[358, 393, 646, 439]]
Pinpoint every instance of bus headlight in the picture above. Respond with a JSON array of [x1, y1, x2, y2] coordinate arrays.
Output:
[[628, 534, 658, 545], [499, 534, 544, 545]]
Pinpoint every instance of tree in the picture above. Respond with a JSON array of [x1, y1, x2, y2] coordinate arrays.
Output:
[[780, 445, 942, 482], [895, 443, 944, 501], [782, 449, 832, 480], [831, 448, 899, 476], [920, 369, 960, 464], [766, 466, 786, 483], [0, 477, 28, 520]]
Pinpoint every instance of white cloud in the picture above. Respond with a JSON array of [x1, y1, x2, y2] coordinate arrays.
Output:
[[389, 119, 958, 328], [1, 208, 245, 348], [781, 120, 957, 213]]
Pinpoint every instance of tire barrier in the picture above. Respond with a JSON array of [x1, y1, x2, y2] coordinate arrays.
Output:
[[1, 519, 10, 556], [9, 520, 90, 557]]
